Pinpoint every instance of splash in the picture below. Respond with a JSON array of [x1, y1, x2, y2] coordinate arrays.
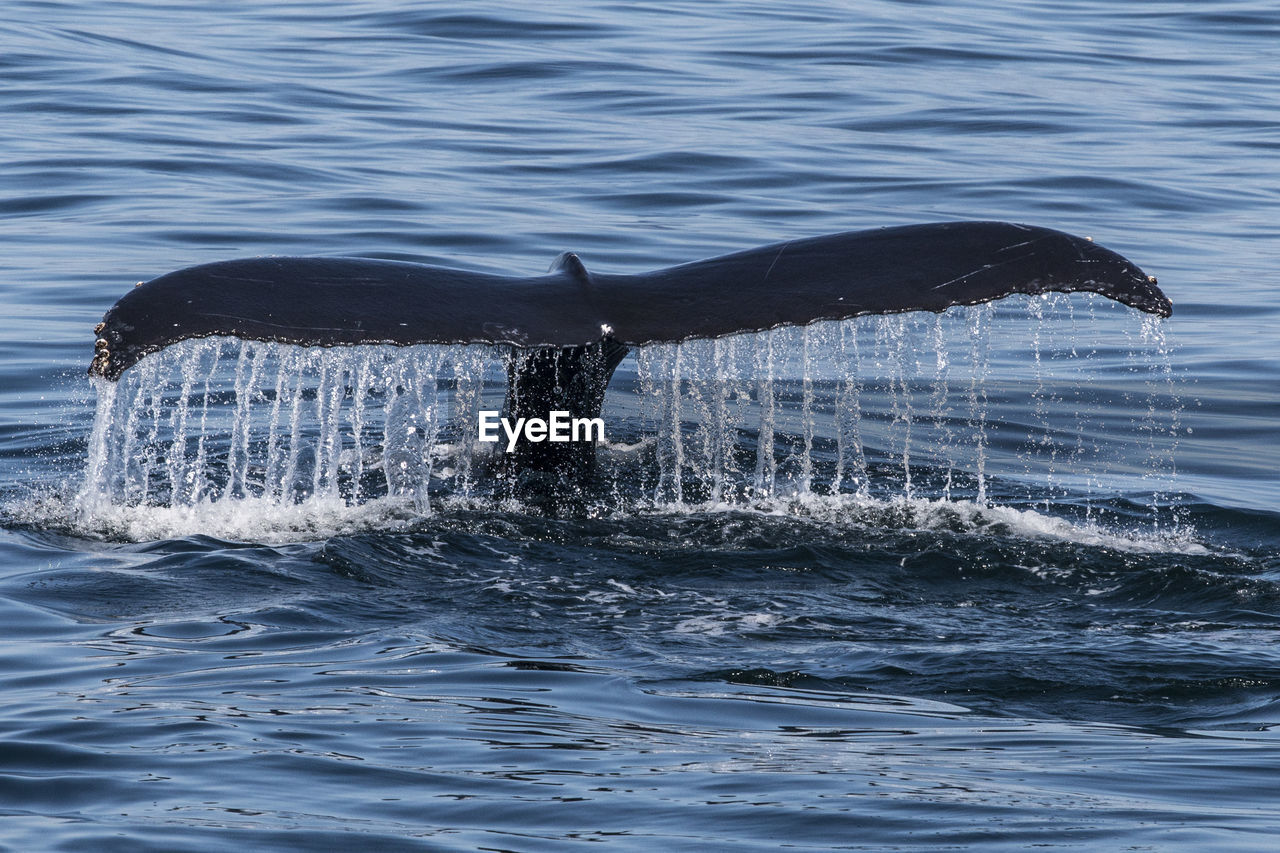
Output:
[[77, 339, 504, 513], [67, 297, 1187, 544]]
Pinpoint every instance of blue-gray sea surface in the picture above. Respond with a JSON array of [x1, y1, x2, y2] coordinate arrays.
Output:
[[3, 1, 1280, 850]]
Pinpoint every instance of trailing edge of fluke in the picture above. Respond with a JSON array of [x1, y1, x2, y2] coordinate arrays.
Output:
[[89, 221, 1170, 381]]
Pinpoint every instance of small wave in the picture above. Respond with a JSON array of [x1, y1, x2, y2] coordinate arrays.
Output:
[[12, 491, 425, 545], [712, 493, 1211, 555], [14, 483, 1209, 556]]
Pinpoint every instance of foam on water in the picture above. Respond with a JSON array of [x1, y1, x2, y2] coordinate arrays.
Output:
[[60, 297, 1188, 547], [24, 484, 1208, 553], [709, 493, 1209, 555]]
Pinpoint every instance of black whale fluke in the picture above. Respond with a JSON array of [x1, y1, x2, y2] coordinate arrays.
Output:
[[87, 221, 1168, 487], [89, 221, 1169, 383]]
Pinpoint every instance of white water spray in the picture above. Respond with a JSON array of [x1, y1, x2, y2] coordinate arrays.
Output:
[[73, 298, 1183, 539]]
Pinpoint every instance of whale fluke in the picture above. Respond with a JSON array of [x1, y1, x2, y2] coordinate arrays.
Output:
[[87, 221, 1169, 489], [89, 221, 1168, 382]]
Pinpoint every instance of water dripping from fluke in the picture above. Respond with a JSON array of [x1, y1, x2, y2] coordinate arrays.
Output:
[[73, 222, 1185, 543], [70, 298, 1190, 549]]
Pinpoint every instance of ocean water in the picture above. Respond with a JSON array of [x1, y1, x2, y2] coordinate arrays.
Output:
[[2, 1, 1280, 849]]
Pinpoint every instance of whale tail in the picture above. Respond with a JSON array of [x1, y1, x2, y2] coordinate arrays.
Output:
[[88, 221, 1169, 483]]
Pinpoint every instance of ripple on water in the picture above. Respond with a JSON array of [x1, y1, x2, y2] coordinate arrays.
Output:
[[3, 0, 1280, 848]]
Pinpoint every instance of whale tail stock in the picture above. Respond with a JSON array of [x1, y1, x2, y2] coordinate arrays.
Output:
[[88, 221, 1169, 483]]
